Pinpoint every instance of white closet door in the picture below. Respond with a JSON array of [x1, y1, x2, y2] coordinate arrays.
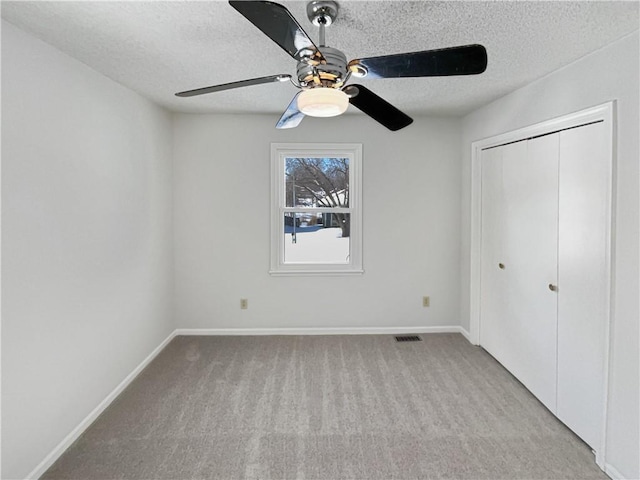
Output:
[[481, 136, 559, 412], [502, 134, 559, 411], [480, 146, 505, 355], [557, 122, 609, 449]]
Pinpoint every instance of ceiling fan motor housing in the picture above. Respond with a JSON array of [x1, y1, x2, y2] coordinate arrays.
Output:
[[297, 46, 348, 88]]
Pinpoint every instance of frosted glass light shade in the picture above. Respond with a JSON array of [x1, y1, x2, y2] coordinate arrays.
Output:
[[297, 88, 349, 117]]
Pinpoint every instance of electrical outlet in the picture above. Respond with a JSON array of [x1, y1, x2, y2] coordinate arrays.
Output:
[[423, 296, 430, 307], [240, 299, 248, 310]]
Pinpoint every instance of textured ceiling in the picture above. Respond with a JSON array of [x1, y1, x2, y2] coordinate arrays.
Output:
[[2, 1, 638, 117]]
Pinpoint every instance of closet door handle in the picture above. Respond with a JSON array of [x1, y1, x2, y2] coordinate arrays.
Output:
[[548, 283, 558, 292], [498, 263, 505, 270]]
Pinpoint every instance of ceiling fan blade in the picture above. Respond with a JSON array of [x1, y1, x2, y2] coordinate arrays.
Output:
[[175, 74, 291, 97], [348, 44, 487, 79], [229, 1, 325, 65], [276, 92, 305, 129], [343, 84, 413, 131]]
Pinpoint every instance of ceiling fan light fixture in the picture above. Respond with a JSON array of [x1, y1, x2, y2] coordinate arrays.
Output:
[[297, 88, 349, 117]]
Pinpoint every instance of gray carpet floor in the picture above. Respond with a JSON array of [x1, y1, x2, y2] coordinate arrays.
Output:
[[42, 334, 608, 480]]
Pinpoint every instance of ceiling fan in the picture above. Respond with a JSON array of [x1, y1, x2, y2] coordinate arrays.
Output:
[[176, 0, 488, 131]]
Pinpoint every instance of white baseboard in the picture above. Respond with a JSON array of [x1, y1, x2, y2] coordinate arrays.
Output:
[[26, 330, 176, 480], [458, 326, 472, 342], [174, 326, 466, 336], [604, 462, 629, 480]]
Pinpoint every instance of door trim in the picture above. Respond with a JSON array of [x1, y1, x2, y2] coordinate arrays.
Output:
[[468, 101, 614, 469]]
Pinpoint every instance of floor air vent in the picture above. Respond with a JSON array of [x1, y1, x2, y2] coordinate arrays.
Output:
[[395, 335, 422, 342]]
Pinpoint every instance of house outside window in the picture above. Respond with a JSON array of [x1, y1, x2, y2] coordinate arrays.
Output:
[[270, 143, 363, 275]]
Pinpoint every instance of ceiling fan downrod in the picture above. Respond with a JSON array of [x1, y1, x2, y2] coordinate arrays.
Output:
[[307, 0, 338, 47]]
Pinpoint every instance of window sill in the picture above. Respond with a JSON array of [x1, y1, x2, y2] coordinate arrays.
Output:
[[269, 269, 364, 277]]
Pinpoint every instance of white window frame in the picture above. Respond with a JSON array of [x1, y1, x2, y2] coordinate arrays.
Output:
[[270, 143, 363, 276]]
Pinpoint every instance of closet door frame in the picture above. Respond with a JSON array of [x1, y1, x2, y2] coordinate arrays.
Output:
[[468, 101, 614, 469]]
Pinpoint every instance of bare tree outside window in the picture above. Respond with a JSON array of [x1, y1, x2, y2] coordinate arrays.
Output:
[[285, 157, 350, 237]]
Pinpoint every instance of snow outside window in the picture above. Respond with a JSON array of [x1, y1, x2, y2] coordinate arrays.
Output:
[[270, 143, 363, 276]]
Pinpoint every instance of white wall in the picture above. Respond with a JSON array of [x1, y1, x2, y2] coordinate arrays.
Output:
[[460, 31, 639, 479], [1, 21, 174, 479], [173, 114, 462, 331], [4, 12, 635, 480]]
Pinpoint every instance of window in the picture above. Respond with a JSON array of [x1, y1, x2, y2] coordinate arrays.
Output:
[[270, 143, 363, 275]]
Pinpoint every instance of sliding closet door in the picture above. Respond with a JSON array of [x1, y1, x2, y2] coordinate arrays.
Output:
[[477, 108, 612, 458], [557, 122, 609, 449], [502, 134, 559, 410], [480, 135, 559, 411], [480, 146, 505, 356]]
